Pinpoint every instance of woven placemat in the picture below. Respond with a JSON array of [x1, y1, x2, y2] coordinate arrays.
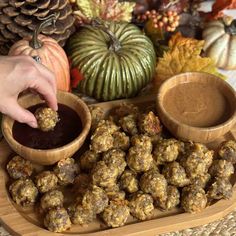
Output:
[[0, 209, 236, 236], [159, 209, 236, 236]]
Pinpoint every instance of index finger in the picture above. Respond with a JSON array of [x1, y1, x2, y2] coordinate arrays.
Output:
[[29, 76, 58, 111]]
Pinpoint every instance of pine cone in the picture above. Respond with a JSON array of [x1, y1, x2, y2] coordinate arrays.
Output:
[[0, 0, 75, 55]]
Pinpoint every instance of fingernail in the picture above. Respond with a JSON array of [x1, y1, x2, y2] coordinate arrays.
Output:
[[54, 104, 58, 111], [29, 121, 38, 128]]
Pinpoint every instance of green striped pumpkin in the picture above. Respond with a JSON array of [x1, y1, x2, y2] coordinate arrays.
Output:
[[67, 21, 156, 101]]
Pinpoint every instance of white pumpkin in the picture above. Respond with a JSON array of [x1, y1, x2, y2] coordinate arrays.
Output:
[[202, 19, 236, 70]]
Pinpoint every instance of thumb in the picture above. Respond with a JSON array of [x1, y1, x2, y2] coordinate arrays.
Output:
[[5, 100, 38, 128]]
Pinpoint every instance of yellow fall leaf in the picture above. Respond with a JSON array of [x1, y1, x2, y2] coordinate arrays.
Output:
[[76, 0, 98, 19], [156, 33, 225, 83], [75, 0, 135, 22], [168, 32, 204, 56]]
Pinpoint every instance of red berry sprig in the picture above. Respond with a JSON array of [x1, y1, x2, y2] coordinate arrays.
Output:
[[137, 10, 180, 32]]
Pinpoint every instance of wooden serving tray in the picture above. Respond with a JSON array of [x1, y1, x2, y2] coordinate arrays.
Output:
[[0, 95, 236, 236]]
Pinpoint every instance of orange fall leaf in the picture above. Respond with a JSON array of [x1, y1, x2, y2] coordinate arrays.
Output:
[[204, 0, 236, 20]]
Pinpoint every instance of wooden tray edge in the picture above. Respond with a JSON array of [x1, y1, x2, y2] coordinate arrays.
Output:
[[1, 94, 236, 236]]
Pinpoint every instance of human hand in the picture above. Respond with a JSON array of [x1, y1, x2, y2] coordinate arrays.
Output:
[[0, 55, 57, 128]]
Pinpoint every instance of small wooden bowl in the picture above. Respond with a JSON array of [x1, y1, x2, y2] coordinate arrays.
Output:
[[156, 72, 236, 143], [1, 91, 91, 165]]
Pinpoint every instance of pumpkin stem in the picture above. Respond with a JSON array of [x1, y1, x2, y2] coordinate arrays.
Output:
[[29, 14, 57, 49], [91, 19, 121, 52], [224, 18, 236, 35]]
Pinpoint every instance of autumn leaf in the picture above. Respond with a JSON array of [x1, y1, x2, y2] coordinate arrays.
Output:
[[202, 0, 236, 20], [155, 33, 225, 83], [168, 32, 203, 56], [227, 2, 236, 8], [212, 0, 234, 13], [75, 0, 99, 19], [74, 0, 135, 22]]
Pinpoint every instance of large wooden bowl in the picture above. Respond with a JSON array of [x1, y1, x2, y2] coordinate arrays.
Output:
[[156, 72, 236, 143], [1, 91, 91, 165]]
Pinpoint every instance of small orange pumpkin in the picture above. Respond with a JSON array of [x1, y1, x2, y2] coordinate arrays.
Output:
[[8, 14, 70, 92]]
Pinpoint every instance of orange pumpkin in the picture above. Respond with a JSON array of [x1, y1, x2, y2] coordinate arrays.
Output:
[[8, 15, 70, 92]]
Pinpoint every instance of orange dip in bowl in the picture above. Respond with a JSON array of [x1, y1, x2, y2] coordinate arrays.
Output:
[[156, 72, 236, 143], [163, 82, 232, 128]]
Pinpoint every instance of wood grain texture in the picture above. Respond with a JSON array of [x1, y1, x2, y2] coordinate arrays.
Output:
[[0, 96, 236, 236], [1, 91, 91, 165], [157, 72, 236, 143]]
